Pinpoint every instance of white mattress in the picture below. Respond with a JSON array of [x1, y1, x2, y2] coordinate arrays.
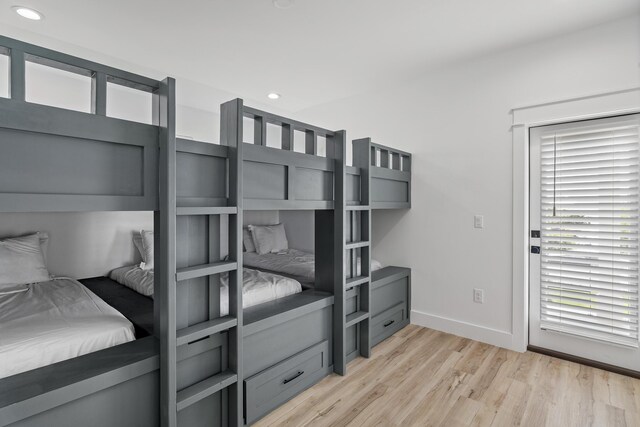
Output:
[[110, 266, 302, 315], [242, 249, 383, 280], [0, 278, 135, 379]]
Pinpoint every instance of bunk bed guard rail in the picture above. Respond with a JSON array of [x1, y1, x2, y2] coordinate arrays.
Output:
[[0, 36, 164, 213]]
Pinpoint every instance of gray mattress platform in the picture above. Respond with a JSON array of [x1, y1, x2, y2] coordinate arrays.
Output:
[[81, 276, 155, 338]]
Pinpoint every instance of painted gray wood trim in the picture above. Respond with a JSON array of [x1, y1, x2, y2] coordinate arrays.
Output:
[[176, 138, 229, 158], [371, 202, 412, 210], [176, 316, 238, 347], [176, 370, 237, 412], [243, 143, 334, 171], [352, 138, 372, 359], [345, 311, 369, 328], [243, 106, 335, 137], [0, 337, 159, 427], [371, 266, 411, 289], [334, 131, 347, 375], [157, 77, 177, 427], [243, 291, 334, 337], [244, 200, 334, 211], [176, 206, 237, 215], [91, 71, 107, 116], [220, 98, 244, 427], [370, 167, 411, 182], [0, 35, 160, 90], [175, 260, 237, 281], [370, 142, 411, 158], [9, 47, 25, 101]]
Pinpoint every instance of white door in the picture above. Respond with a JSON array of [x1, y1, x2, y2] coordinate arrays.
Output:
[[529, 114, 640, 371]]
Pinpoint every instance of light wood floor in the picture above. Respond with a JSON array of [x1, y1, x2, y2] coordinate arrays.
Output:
[[255, 325, 640, 427]]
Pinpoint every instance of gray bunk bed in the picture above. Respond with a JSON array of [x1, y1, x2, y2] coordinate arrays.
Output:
[[0, 35, 412, 427], [0, 36, 169, 427]]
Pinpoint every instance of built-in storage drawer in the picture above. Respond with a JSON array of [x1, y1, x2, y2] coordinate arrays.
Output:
[[371, 266, 411, 347], [244, 340, 330, 425], [371, 303, 406, 347]]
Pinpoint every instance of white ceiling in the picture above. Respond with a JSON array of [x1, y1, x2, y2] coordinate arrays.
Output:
[[0, 0, 638, 112]]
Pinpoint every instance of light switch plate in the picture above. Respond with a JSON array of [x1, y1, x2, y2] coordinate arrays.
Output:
[[474, 215, 484, 229]]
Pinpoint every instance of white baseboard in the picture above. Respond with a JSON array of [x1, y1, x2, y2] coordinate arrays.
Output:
[[411, 309, 518, 351]]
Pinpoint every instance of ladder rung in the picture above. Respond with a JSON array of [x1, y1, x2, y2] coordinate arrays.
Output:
[[346, 311, 369, 328], [346, 205, 370, 211], [345, 276, 369, 288], [176, 261, 237, 281], [176, 316, 237, 346], [176, 370, 237, 411], [176, 206, 238, 215], [345, 241, 369, 250]]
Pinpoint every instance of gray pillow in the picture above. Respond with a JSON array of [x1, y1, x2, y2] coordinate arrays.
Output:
[[0, 233, 51, 288], [248, 224, 288, 255], [243, 229, 256, 253], [139, 230, 154, 270]]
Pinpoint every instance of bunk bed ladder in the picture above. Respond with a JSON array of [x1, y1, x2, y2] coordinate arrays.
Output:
[[348, 139, 373, 364], [160, 93, 244, 426]]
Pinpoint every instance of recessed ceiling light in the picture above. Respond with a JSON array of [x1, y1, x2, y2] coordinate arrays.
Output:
[[273, 0, 295, 9], [12, 6, 43, 20], [267, 92, 280, 100]]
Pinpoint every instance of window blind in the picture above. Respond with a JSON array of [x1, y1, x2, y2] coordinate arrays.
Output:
[[539, 115, 640, 347]]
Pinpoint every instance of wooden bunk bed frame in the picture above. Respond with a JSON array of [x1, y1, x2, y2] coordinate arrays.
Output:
[[0, 36, 412, 427]]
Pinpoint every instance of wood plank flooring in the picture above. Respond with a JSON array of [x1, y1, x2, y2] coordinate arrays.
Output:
[[255, 325, 640, 427]]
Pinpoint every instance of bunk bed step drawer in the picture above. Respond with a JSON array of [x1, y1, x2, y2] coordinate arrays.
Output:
[[345, 241, 370, 250], [244, 340, 330, 425], [345, 276, 369, 289], [345, 311, 369, 328], [176, 261, 237, 281], [176, 316, 237, 346], [176, 370, 237, 412], [176, 206, 238, 215], [371, 303, 407, 347]]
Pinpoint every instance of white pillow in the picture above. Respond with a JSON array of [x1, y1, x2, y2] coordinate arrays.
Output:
[[243, 228, 256, 253], [0, 233, 50, 288], [135, 230, 154, 271], [248, 224, 288, 255]]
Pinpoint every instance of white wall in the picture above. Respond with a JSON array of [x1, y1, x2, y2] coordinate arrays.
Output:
[[0, 211, 152, 278], [297, 15, 640, 349]]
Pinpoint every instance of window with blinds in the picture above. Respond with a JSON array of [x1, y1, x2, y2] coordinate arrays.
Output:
[[539, 114, 640, 347]]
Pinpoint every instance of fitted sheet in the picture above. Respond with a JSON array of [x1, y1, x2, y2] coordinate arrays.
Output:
[[242, 249, 383, 281], [110, 266, 302, 316], [0, 278, 135, 379]]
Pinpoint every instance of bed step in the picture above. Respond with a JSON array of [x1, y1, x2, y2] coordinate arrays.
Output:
[[345, 276, 370, 289], [345, 241, 370, 250], [345, 311, 369, 328], [346, 205, 370, 211], [176, 261, 238, 281], [176, 316, 238, 346], [176, 370, 237, 411], [176, 206, 238, 215]]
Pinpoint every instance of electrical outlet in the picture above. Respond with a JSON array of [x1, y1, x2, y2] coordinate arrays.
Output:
[[473, 288, 484, 304], [474, 215, 484, 229]]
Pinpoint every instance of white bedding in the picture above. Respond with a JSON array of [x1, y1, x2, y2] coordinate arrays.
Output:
[[242, 249, 383, 280], [0, 278, 135, 379], [110, 266, 302, 315]]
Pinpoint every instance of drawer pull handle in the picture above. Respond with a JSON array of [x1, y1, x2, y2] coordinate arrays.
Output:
[[383, 320, 395, 328], [283, 371, 305, 384]]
